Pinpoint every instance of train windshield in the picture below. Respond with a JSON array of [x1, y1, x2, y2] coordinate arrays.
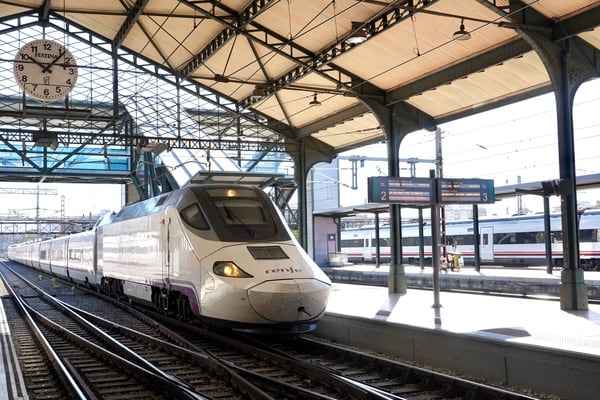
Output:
[[191, 186, 290, 242]]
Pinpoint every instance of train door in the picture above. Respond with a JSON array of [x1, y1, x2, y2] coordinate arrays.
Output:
[[161, 215, 172, 287], [480, 226, 494, 261], [362, 233, 372, 261]]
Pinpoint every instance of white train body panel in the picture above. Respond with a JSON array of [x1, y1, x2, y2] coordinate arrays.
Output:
[[49, 236, 69, 278], [340, 210, 600, 270], [66, 230, 97, 285], [9, 184, 331, 332], [38, 240, 52, 273], [197, 241, 330, 324]]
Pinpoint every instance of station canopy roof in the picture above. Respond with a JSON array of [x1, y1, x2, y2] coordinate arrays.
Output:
[[1, 0, 599, 164]]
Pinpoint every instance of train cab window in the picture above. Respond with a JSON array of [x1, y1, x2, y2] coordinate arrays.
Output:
[[181, 204, 210, 230], [193, 186, 290, 242], [216, 199, 267, 226]]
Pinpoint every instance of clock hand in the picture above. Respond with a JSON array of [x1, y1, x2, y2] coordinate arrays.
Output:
[[42, 49, 66, 74], [25, 55, 49, 71]]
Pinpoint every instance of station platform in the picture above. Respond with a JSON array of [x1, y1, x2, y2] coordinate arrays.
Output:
[[323, 279, 600, 355], [321, 263, 600, 353], [314, 265, 600, 399]]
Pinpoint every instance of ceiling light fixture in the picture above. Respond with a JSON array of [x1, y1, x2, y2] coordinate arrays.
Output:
[[453, 18, 471, 41], [309, 93, 322, 107], [347, 21, 368, 45], [33, 131, 59, 151]]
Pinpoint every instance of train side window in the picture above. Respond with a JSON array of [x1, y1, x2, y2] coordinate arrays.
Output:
[[580, 229, 589, 242], [403, 237, 417, 246], [496, 233, 516, 244], [181, 204, 210, 230], [552, 230, 563, 242]]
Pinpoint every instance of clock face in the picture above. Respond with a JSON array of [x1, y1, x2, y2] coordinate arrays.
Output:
[[13, 39, 78, 101]]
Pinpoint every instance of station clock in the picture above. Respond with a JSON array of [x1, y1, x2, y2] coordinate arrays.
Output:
[[13, 39, 78, 102]]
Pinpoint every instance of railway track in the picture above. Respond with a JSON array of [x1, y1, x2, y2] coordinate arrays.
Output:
[[0, 263, 272, 399], [1, 261, 539, 399], [149, 313, 540, 400]]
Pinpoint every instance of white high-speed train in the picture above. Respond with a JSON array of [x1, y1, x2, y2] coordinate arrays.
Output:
[[340, 210, 600, 270], [8, 184, 331, 333]]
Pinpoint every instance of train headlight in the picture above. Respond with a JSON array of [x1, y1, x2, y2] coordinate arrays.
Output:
[[213, 261, 253, 278]]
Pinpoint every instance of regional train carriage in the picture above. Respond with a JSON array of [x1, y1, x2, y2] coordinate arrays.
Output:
[[340, 210, 600, 270]]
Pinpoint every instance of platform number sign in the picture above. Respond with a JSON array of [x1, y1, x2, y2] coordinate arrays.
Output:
[[437, 178, 495, 204], [368, 176, 433, 204], [368, 177, 495, 205]]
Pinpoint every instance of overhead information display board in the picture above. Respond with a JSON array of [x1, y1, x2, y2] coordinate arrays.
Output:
[[368, 177, 495, 205], [438, 178, 495, 204], [367, 176, 433, 204]]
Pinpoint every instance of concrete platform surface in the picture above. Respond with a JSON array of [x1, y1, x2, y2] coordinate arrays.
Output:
[[325, 281, 600, 355]]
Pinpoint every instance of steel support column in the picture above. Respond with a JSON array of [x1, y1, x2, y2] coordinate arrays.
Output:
[[387, 119, 406, 294], [296, 139, 309, 251], [371, 102, 435, 294], [555, 41, 588, 310], [478, 0, 599, 312]]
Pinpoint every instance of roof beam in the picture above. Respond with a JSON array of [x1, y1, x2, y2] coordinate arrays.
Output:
[[38, 0, 51, 22], [552, 4, 600, 41], [179, 0, 279, 78], [179, 0, 339, 90], [0, 129, 294, 153], [113, 0, 151, 48], [239, 4, 424, 108], [477, 0, 600, 76]]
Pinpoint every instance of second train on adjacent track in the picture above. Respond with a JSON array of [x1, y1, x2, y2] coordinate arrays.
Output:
[[340, 209, 600, 270], [8, 184, 332, 334]]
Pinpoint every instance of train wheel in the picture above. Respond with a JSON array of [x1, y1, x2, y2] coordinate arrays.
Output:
[[159, 290, 169, 312], [152, 291, 160, 311], [101, 278, 110, 294], [176, 295, 191, 321]]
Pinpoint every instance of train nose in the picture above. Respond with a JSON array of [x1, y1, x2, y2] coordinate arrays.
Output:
[[247, 279, 330, 322]]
